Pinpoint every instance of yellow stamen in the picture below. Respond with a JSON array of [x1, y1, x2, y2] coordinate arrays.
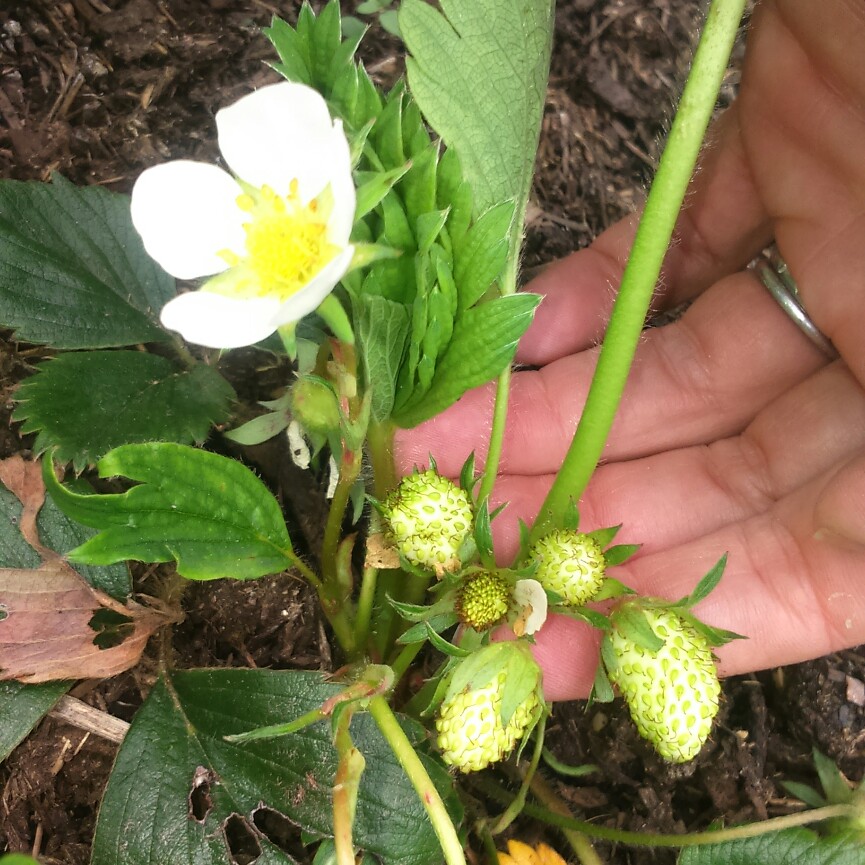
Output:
[[217, 179, 339, 302]]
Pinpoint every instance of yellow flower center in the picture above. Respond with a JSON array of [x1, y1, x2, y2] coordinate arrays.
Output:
[[217, 181, 339, 301]]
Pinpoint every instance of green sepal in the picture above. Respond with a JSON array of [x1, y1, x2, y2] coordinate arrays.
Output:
[[590, 653, 616, 704], [679, 553, 728, 607], [423, 622, 472, 658], [781, 781, 829, 810], [610, 605, 664, 653], [590, 577, 635, 602], [675, 608, 744, 648], [586, 524, 621, 549], [602, 543, 640, 567], [397, 612, 460, 645], [224, 411, 291, 446], [567, 608, 611, 631], [472, 498, 496, 570], [416, 209, 450, 255], [561, 499, 580, 532], [458, 452, 477, 498]]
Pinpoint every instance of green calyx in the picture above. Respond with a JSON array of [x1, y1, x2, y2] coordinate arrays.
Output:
[[456, 571, 510, 630], [605, 605, 721, 763], [383, 469, 473, 574], [529, 529, 606, 606]]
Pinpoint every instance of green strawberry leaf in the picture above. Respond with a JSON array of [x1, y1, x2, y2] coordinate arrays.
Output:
[[677, 828, 865, 865], [353, 294, 411, 422], [0, 680, 69, 762], [452, 201, 514, 311], [43, 443, 297, 581], [91, 669, 461, 865], [0, 855, 42, 865], [400, 0, 554, 260], [0, 175, 175, 349], [14, 352, 235, 472]]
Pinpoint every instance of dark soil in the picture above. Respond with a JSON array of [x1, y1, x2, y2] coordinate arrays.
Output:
[[1, 1, 864, 864]]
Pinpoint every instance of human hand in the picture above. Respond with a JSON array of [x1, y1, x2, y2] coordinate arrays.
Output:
[[395, 0, 865, 700]]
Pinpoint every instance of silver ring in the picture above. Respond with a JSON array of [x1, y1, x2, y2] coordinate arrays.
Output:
[[752, 246, 838, 360]]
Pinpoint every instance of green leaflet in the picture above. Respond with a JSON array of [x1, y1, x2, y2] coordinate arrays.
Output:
[[91, 669, 461, 865], [393, 292, 541, 428], [14, 352, 235, 472], [354, 294, 411, 421], [400, 0, 554, 260], [0, 681, 69, 763], [43, 443, 297, 581], [0, 175, 175, 349], [677, 829, 865, 865]]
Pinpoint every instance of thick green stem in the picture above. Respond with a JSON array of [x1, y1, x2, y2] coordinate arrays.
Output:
[[368, 696, 466, 865], [531, 0, 747, 541], [368, 420, 398, 500]]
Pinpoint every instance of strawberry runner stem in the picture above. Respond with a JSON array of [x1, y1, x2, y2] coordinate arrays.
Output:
[[529, 0, 748, 543], [368, 695, 467, 865]]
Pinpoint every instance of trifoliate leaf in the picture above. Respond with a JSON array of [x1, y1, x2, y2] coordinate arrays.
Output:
[[14, 352, 235, 471], [43, 443, 297, 581], [0, 175, 175, 348], [400, 0, 554, 258]]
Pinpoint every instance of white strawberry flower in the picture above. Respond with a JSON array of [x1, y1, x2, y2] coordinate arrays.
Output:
[[131, 82, 355, 349]]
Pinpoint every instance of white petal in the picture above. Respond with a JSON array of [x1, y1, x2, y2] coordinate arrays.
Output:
[[270, 245, 354, 327], [160, 291, 282, 349], [216, 82, 345, 198], [324, 120, 357, 245], [131, 161, 246, 279], [514, 579, 549, 636]]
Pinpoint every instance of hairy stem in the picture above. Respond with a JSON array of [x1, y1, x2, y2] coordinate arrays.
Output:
[[368, 696, 466, 865], [531, 0, 747, 541]]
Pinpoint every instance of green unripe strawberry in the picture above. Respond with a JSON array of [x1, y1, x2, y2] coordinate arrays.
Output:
[[436, 671, 541, 773], [530, 530, 606, 606], [456, 571, 510, 630], [606, 607, 720, 763], [383, 470, 472, 574]]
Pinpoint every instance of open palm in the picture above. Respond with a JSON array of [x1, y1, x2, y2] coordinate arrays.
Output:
[[397, 0, 865, 699]]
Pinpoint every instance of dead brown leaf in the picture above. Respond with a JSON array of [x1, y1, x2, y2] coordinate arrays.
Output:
[[0, 455, 175, 683]]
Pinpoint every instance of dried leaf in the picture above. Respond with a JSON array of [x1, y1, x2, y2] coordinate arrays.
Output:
[[0, 455, 175, 683], [364, 532, 401, 570], [0, 559, 172, 683]]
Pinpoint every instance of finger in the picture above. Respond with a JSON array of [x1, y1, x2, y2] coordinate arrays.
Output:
[[484, 360, 865, 561], [533, 455, 865, 701], [396, 269, 826, 478], [518, 106, 772, 366]]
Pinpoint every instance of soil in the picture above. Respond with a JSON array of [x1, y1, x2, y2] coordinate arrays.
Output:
[[1, 1, 864, 864]]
